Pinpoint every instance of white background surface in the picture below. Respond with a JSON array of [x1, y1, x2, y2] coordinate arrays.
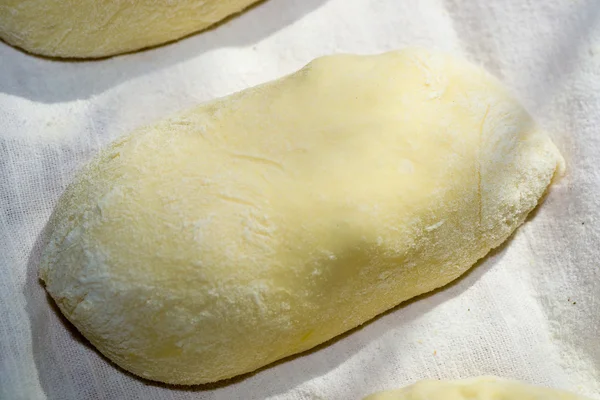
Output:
[[1, 0, 599, 399]]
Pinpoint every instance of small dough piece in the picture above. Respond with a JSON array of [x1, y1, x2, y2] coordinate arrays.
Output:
[[364, 377, 592, 400], [0, 0, 258, 58], [39, 48, 564, 384]]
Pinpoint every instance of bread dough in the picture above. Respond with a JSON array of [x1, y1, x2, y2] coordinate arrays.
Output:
[[0, 0, 258, 58], [39, 48, 564, 384], [364, 377, 591, 399]]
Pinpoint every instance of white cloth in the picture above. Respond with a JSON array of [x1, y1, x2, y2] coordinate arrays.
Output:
[[1, 0, 599, 399]]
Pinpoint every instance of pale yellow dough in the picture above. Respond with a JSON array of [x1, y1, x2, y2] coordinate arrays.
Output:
[[39, 48, 564, 384], [364, 377, 592, 400], [0, 0, 258, 58]]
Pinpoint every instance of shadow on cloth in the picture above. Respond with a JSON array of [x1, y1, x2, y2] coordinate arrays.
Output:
[[0, 0, 329, 104]]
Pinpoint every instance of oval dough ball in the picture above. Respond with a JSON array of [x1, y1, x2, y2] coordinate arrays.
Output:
[[0, 0, 258, 58], [39, 48, 564, 384], [363, 377, 592, 400]]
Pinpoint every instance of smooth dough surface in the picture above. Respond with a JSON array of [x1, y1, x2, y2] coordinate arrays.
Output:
[[0, 0, 258, 58], [39, 48, 564, 384], [364, 377, 592, 400]]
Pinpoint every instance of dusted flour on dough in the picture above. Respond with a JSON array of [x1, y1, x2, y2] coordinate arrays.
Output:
[[0, 0, 258, 58], [364, 377, 592, 400], [39, 48, 564, 384]]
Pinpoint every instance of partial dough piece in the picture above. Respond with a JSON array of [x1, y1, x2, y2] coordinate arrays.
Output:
[[364, 377, 592, 400], [0, 0, 258, 58], [39, 48, 564, 384]]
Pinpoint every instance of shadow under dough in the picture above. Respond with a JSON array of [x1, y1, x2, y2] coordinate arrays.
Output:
[[23, 214, 525, 398], [0, 0, 330, 103]]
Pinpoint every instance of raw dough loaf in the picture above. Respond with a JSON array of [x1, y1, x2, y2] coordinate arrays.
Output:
[[39, 48, 564, 384], [364, 377, 592, 400], [0, 0, 258, 58]]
